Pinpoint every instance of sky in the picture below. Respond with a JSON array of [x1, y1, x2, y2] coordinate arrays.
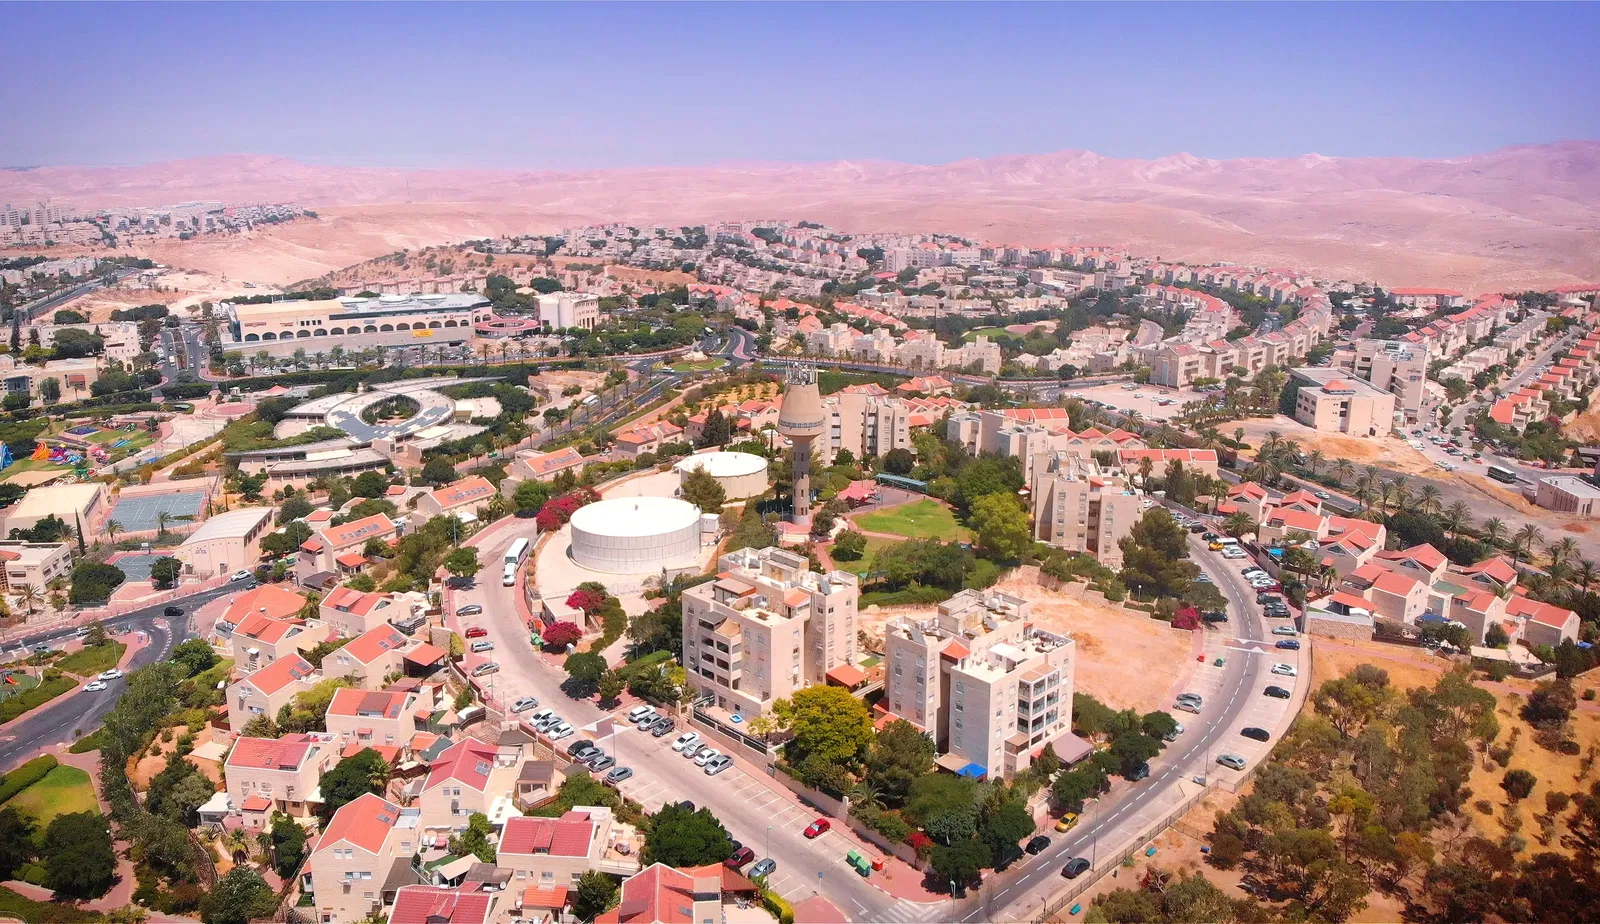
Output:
[[4, 2, 1598, 170]]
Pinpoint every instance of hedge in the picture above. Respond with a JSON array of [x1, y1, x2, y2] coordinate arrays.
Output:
[[0, 754, 59, 804], [0, 676, 76, 725], [761, 889, 795, 924], [69, 728, 109, 754], [861, 586, 950, 607], [617, 649, 672, 680]]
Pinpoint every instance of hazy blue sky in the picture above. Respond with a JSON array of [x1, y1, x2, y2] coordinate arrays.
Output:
[[5, 2, 1597, 169]]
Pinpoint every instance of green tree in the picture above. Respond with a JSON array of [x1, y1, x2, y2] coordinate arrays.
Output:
[[787, 685, 873, 765], [680, 466, 727, 513], [420, 455, 458, 485], [317, 748, 391, 820], [513, 478, 553, 514], [866, 719, 936, 807], [697, 410, 732, 447], [597, 669, 625, 704], [980, 798, 1035, 865], [444, 547, 481, 583], [832, 529, 868, 561], [148, 556, 182, 590], [1117, 508, 1197, 600], [642, 803, 734, 867], [0, 807, 36, 881], [449, 812, 497, 863], [351, 470, 388, 498], [573, 871, 620, 920], [39, 376, 60, 403], [970, 492, 1033, 561], [269, 812, 307, 877], [564, 651, 607, 697], [930, 837, 990, 889], [1502, 769, 1537, 801], [881, 447, 915, 476], [41, 811, 116, 899], [955, 456, 1023, 510], [201, 867, 278, 924]]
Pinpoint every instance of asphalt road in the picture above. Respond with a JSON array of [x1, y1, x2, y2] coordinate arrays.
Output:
[[452, 524, 910, 921], [959, 536, 1275, 920], [0, 581, 243, 770]]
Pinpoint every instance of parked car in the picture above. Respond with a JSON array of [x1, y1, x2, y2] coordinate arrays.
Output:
[[694, 748, 721, 767], [1313, 491, 1330, 500], [98, 669, 123, 681], [606, 766, 634, 785], [750, 858, 777, 878], [85, 680, 107, 692], [1240, 727, 1271, 742], [726, 846, 756, 868], [1061, 858, 1091, 879], [1126, 762, 1151, 782], [650, 718, 676, 737], [471, 662, 499, 676], [512, 696, 539, 713], [548, 723, 574, 741], [1164, 722, 1185, 741], [803, 819, 831, 839], [704, 755, 734, 775], [1256, 593, 1280, 605], [671, 732, 700, 753], [1275, 639, 1301, 650], [567, 739, 596, 758], [464, 626, 488, 638], [1202, 611, 1228, 623], [1175, 700, 1201, 714], [1271, 626, 1298, 637], [1176, 693, 1203, 706], [1264, 686, 1292, 699], [588, 754, 616, 772], [1217, 754, 1247, 770], [469, 640, 495, 652], [1026, 835, 1052, 855], [1055, 813, 1079, 832], [231, 570, 253, 582], [683, 744, 710, 761], [457, 604, 484, 617], [627, 705, 654, 722], [1271, 663, 1298, 677]]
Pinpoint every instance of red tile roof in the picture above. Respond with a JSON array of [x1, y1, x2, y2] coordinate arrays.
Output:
[[389, 886, 493, 924], [322, 585, 384, 616], [429, 476, 497, 510], [341, 624, 408, 665], [319, 513, 396, 551], [1506, 596, 1577, 630], [335, 551, 367, 569], [521, 886, 570, 910], [500, 812, 595, 858], [313, 792, 401, 854], [226, 584, 310, 625], [520, 446, 585, 477], [425, 737, 499, 793], [238, 654, 313, 696], [1462, 557, 1518, 584], [327, 687, 410, 719], [1376, 543, 1447, 572], [226, 733, 317, 772]]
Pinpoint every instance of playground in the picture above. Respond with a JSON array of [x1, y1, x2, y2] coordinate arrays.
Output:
[[0, 670, 41, 701], [0, 422, 157, 485]]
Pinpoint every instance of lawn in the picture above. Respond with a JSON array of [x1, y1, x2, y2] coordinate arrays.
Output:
[[853, 499, 972, 541], [962, 326, 1012, 342], [6, 765, 97, 831], [668, 358, 727, 373], [0, 675, 76, 725], [830, 535, 899, 577], [54, 641, 126, 677]]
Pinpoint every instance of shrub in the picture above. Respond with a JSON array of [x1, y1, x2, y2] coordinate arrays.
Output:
[[541, 621, 583, 650], [761, 889, 795, 924], [0, 755, 58, 803]]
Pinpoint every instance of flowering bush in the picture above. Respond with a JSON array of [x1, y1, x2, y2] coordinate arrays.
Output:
[[541, 621, 583, 649], [565, 589, 606, 616], [534, 487, 600, 532], [904, 830, 934, 859], [1172, 606, 1201, 631]]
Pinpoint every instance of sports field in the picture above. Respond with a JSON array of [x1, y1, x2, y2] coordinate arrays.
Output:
[[852, 498, 971, 541]]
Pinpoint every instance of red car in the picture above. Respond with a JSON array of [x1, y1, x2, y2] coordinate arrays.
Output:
[[803, 819, 831, 839], [464, 626, 488, 639]]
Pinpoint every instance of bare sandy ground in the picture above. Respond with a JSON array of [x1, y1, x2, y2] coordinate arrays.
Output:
[[1232, 415, 1440, 476]]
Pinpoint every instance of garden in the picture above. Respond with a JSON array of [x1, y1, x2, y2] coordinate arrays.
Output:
[[853, 498, 971, 542]]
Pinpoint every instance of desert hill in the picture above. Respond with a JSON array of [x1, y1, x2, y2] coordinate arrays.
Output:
[[3, 142, 1597, 292]]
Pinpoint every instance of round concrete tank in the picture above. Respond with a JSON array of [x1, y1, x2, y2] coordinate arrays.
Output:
[[568, 496, 702, 574]]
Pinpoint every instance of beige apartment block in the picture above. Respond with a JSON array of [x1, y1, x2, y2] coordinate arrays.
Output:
[[224, 732, 339, 822], [324, 687, 423, 751], [319, 586, 405, 639], [0, 541, 71, 595], [416, 737, 527, 837], [681, 546, 860, 718], [321, 624, 414, 689], [497, 808, 640, 890], [1029, 452, 1142, 568], [499, 447, 586, 499], [1348, 340, 1429, 422], [412, 475, 497, 525], [296, 513, 401, 584], [231, 611, 326, 674], [1290, 369, 1395, 436], [306, 793, 424, 923], [227, 654, 314, 732], [883, 590, 1075, 780]]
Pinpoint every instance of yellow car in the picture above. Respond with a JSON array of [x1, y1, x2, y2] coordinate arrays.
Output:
[[1207, 540, 1225, 551], [1055, 813, 1079, 832]]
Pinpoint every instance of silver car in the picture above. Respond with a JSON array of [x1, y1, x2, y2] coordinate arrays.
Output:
[[704, 754, 734, 776]]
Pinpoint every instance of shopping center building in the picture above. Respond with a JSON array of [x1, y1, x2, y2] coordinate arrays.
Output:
[[224, 293, 494, 356]]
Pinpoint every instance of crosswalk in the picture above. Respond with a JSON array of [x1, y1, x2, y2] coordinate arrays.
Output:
[[870, 900, 948, 923]]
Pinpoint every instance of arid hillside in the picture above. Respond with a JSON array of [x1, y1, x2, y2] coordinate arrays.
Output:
[[4, 142, 1598, 291]]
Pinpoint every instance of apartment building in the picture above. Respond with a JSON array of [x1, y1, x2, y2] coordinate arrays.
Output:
[[535, 292, 600, 330], [227, 654, 314, 732], [225, 292, 492, 358], [947, 408, 1146, 483], [231, 611, 326, 674], [417, 737, 527, 836], [947, 335, 1002, 374], [0, 541, 71, 595], [611, 421, 685, 459], [324, 688, 423, 751], [224, 733, 339, 823], [1339, 340, 1429, 422], [1028, 453, 1142, 567], [498, 808, 640, 890], [1389, 288, 1465, 309], [0, 356, 101, 407], [306, 793, 423, 924], [1290, 369, 1396, 436], [1487, 387, 1551, 433], [319, 586, 408, 639], [680, 546, 860, 718], [322, 624, 414, 689], [1535, 476, 1600, 517], [883, 590, 1076, 780]]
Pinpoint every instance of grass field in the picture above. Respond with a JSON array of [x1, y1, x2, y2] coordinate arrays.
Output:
[[853, 499, 972, 541], [962, 326, 1012, 342], [54, 641, 126, 677], [831, 535, 898, 577], [7, 765, 96, 831], [668, 358, 727, 373]]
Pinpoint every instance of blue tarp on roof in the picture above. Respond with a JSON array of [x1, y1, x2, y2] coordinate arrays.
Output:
[[957, 762, 987, 779]]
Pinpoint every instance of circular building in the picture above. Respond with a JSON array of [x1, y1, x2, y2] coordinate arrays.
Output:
[[673, 451, 769, 501], [569, 496, 703, 574]]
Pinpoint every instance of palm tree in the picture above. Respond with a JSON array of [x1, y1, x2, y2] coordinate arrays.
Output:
[[1417, 485, 1443, 518], [849, 782, 885, 812], [1331, 458, 1354, 485], [1546, 560, 1571, 589], [1306, 450, 1326, 478], [156, 510, 172, 539], [1512, 523, 1544, 565], [1233, 427, 1245, 444], [1223, 510, 1254, 539], [104, 519, 123, 545], [1262, 430, 1283, 458], [1481, 517, 1507, 547], [1549, 537, 1580, 568], [16, 585, 41, 616], [1389, 475, 1410, 509], [1246, 459, 1278, 485], [1443, 501, 1472, 537], [1574, 559, 1599, 598], [1352, 477, 1377, 511]]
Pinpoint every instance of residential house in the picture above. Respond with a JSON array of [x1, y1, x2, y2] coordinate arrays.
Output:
[[227, 654, 314, 731], [324, 687, 424, 752], [417, 737, 526, 837], [1340, 563, 1430, 625], [500, 447, 586, 499], [413, 476, 497, 525], [1507, 597, 1581, 647], [388, 886, 495, 924], [224, 732, 338, 824], [305, 793, 423, 924], [611, 421, 685, 460], [593, 863, 761, 924], [320, 586, 404, 639], [497, 808, 639, 891], [322, 624, 413, 689], [231, 611, 325, 674], [297, 514, 401, 586]]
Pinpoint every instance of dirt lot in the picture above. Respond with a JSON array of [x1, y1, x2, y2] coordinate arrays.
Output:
[[1313, 635, 1600, 862], [858, 568, 1193, 715], [1232, 415, 1441, 476]]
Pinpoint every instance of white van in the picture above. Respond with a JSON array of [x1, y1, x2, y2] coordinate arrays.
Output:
[[503, 562, 517, 587]]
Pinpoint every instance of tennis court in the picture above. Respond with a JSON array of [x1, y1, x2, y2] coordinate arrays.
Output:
[[107, 491, 205, 533], [106, 552, 164, 582]]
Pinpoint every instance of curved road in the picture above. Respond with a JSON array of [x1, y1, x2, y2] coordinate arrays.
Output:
[[0, 582, 243, 770]]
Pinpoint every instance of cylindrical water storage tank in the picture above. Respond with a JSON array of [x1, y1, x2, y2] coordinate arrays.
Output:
[[568, 496, 702, 574], [673, 451, 770, 501]]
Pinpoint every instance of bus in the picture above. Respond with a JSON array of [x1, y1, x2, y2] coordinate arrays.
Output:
[[504, 537, 531, 587], [1486, 465, 1520, 484]]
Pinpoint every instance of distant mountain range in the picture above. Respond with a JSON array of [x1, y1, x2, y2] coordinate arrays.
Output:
[[4, 141, 1597, 292]]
